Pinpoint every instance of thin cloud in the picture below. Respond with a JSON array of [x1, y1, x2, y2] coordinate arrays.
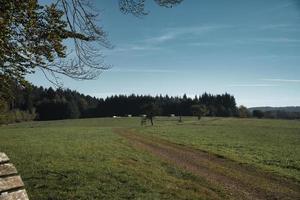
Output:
[[189, 37, 300, 48], [145, 25, 233, 44], [215, 38, 300, 47], [259, 24, 300, 31], [248, 55, 300, 59], [109, 68, 178, 73], [147, 33, 176, 43], [227, 84, 279, 87], [230, 38, 300, 45], [260, 24, 291, 30], [262, 78, 300, 83], [107, 25, 233, 54], [107, 44, 161, 54], [253, 38, 300, 43], [189, 42, 221, 46]]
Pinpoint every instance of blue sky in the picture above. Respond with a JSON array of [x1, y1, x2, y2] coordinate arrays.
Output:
[[28, 0, 300, 107]]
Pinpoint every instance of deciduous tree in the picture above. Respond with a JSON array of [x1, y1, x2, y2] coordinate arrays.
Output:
[[238, 105, 251, 118], [141, 103, 160, 125], [0, 0, 184, 110], [191, 104, 208, 120]]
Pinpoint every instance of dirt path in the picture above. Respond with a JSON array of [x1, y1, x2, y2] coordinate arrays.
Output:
[[114, 128, 300, 200]]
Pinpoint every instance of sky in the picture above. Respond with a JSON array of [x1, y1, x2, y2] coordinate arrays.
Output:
[[28, 0, 300, 107]]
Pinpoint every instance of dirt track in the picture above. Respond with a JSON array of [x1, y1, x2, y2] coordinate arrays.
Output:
[[115, 128, 300, 200]]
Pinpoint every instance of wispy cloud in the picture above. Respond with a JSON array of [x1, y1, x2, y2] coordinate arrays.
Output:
[[260, 24, 291, 30], [145, 25, 233, 44], [106, 44, 161, 54], [189, 42, 221, 46], [106, 25, 233, 54], [109, 68, 178, 73], [227, 78, 300, 88], [106, 24, 300, 56], [253, 38, 300, 43], [227, 84, 279, 87], [262, 78, 300, 83], [189, 37, 300, 48], [214, 37, 300, 48], [146, 33, 175, 43], [227, 38, 300, 45], [259, 24, 300, 31]]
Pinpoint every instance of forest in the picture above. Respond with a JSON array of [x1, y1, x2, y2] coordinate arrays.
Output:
[[3, 82, 237, 121], [2, 82, 300, 124]]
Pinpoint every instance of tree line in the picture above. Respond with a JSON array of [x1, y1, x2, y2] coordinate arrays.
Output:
[[2, 83, 238, 122], [2, 83, 299, 124], [251, 109, 300, 120]]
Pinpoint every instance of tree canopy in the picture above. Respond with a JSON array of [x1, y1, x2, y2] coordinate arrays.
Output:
[[191, 104, 208, 120], [0, 0, 183, 83], [0, 0, 184, 109], [5, 82, 238, 121], [3, 82, 300, 124]]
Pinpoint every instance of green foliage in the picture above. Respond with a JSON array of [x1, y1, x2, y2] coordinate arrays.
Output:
[[119, 0, 183, 16], [190, 104, 208, 120], [0, 109, 36, 124], [141, 103, 161, 125], [238, 105, 251, 118], [0, 98, 9, 113], [0, 0, 111, 101], [7, 82, 239, 120], [0, 0, 68, 81], [1, 0, 184, 102], [141, 103, 161, 117]]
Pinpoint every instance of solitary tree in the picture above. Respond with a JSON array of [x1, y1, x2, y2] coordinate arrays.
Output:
[[238, 105, 251, 118], [141, 103, 160, 125], [175, 100, 184, 122], [191, 104, 208, 120]]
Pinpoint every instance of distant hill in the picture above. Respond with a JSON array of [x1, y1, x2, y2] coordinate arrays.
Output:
[[248, 107, 300, 112]]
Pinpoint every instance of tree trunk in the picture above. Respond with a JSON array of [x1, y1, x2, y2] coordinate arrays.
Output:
[[179, 115, 182, 122]]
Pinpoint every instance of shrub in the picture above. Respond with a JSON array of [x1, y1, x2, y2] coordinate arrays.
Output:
[[0, 109, 36, 125]]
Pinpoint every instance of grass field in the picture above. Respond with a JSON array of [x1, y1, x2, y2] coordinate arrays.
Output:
[[0, 117, 299, 199], [136, 117, 300, 181]]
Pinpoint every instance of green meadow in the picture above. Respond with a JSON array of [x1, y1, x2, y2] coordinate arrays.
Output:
[[136, 117, 300, 181], [0, 117, 299, 199]]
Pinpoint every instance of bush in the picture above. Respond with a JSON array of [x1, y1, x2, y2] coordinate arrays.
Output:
[[238, 106, 251, 118], [0, 109, 36, 125]]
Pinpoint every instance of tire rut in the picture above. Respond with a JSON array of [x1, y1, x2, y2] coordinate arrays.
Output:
[[114, 128, 300, 200]]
